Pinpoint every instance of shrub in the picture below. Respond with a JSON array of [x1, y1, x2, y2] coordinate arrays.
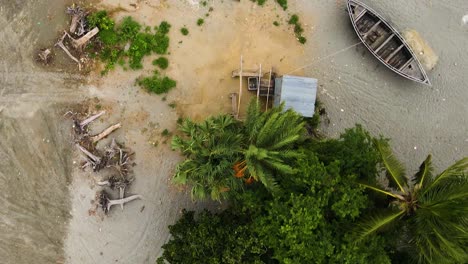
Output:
[[273, 21, 280, 26], [158, 21, 171, 35], [180, 27, 189, 35], [276, 0, 288, 10], [288, 14, 299, 25], [152, 57, 169, 69], [118, 16, 141, 41], [197, 18, 204, 26], [138, 73, 176, 94], [87, 10, 115, 30]]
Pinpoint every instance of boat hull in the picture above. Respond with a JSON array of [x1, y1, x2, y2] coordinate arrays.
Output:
[[347, 0, 431, 85]]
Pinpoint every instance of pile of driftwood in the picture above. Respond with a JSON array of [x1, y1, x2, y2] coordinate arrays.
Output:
[[38, 5, 98, 69], [66, 110, 142, 214]]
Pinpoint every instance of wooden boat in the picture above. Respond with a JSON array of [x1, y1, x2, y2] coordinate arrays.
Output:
[[347, 0, 431, 85]]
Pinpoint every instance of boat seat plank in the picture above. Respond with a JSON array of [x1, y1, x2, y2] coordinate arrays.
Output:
[[363, 20, 382, 37], [374, 33, 395, 54], [399, 58, 415, 71], [354, 9, 367, 22], [385, 44, 405, 62]]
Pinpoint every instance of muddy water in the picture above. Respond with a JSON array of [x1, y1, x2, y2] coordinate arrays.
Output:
[[0, 0, 82, 262]]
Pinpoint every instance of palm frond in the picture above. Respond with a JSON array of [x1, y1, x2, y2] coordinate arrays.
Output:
[[425, 157, 468, 191], [414, 154, 433, 190], [373, 138, 408, 193], [355, 209, 405, 240], [359, 183, 404, 200]]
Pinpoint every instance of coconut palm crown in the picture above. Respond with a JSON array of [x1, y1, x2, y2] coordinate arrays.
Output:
[[238, 101, 306, 193], [358, 139, 468, 263]]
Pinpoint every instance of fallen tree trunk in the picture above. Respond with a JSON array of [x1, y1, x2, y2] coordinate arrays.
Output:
[[92, 123, 121, 143], [79, 111, 105, 128], [107, 194, 142, 212], [55, 32, 81, 70], [70, 27, 99, 50], [76, 144, 101, 163]]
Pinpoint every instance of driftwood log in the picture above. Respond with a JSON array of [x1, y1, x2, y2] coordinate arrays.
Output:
[[66, 6, 86, 35], [91, 123, 122, 143], [37, 48, 52, 64], [55, 32, 81, 70], [66, 27, 99, 50], [99, 191, 142, 213], [79, 111, 105, 129]]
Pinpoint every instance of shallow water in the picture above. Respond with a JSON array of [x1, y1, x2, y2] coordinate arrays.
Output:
[[0, 0, 467, 263]]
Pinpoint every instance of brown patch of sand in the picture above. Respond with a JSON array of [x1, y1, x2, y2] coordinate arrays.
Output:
[[64, 1, 310, 263]]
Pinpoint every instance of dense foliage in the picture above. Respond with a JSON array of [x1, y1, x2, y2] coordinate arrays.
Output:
[[161, 105, 468, 263], [171, 115, 244, 200], [159, 127, 394, 263], [357, 139, 468, 263], [171, 101, 306, 199]]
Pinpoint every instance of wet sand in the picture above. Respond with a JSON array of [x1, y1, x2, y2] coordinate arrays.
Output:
[[1, 0, 467, 263]]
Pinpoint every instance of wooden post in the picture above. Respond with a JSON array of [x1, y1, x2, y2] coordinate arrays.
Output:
[[265, 68, 273, 111], [237, 55, 243, 118], [256, 64, 262, 103]]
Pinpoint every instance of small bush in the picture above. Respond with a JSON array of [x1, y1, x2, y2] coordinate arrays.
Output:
[[298, 36, 307, 44], [273, 21, 280, 27], [119, 16, 141, 41], [181, 27, 189, 35], [87, 11, 115, 30], [288, 14, 299, 25], [158, 21, 171, 35], [276, 0, 288, 10], [153, 57, 169, 69], [138, 73, 177, 94], [162, 129, 172, 137], [197, 18, 204, 26]]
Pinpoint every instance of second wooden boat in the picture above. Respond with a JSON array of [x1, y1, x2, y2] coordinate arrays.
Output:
[[347, 0, 431, 85]]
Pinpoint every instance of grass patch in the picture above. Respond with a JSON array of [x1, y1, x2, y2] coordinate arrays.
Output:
[[152, 57, 169, 69], [137, 72, 176, 94], [168, 102, 177, 109]]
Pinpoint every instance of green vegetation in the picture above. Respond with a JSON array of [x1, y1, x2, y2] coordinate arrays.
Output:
[[172, 115, 244, 200], [160, 102, 468, 263], [289, 14, 307, 44], [137, 72, 176, 94], [196, 18, 204, 26], [180, 27, 189, 36], [85, 12, 171, 74], [356, 140, 468, 263], [152, 57, 169, 69], [273, 21, 280, 26], [276, 0, 288, 10]]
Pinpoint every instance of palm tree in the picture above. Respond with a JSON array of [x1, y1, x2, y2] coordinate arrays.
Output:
[[358, 139, 468, 263], [237, 101, 306, 192], [171, 115, 244, 200]]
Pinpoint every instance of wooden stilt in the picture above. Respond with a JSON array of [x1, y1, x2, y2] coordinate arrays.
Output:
[[237, 55, 243, 119], [265, 68, 273, 111], [256, 64, 262, 103]]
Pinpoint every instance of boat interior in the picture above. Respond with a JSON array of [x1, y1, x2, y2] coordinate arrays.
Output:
[[349, 2, 426, 82]]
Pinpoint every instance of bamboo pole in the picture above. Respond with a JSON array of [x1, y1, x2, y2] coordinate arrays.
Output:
[[237, 55, 243, 118], [256, 64, 262, 103], [265, 68, 273, 111]]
